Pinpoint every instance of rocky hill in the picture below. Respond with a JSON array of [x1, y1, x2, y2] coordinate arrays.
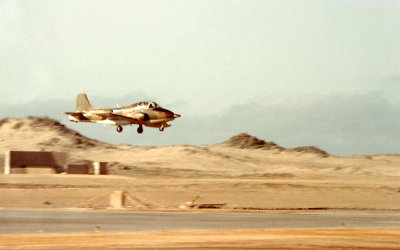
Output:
[[0, 117, 110, 152], [1, 117, 400, 211], [221, 133, 284, 150], [0, 116, 399, 180], [1, 116, 400, 212], [0, 117, 328, 156], [219, 133, 328, 157]]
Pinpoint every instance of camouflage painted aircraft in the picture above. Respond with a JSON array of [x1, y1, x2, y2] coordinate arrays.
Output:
[[64, 93, 180, 134]]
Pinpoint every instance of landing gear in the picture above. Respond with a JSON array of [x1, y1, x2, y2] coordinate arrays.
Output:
[[137, 126, 143, 134], [116, 126, 123, 133], [159, 125, 164, 132]]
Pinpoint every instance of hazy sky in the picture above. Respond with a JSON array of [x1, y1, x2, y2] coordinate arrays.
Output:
[[1, 0, 399, 155]]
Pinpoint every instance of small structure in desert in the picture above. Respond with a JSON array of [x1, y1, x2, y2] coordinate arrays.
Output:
[[179, 196, 227, 209], [66, 162, 107, 175], [92, 161, 107, 175], [66, 164, 91, 174], [75, 190, 157, 209], [66, 160, 107, 175], [110, 191, 126, 209], [4, 150, 67, 174], [4, 151, 108, 175]]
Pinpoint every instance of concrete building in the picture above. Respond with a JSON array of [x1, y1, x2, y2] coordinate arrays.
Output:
[[4, 151, 108, 175], [4, 151, 67, 174], [66, 162, 107, 175], [66, 164, 91, 174], [92, 162, 107, 175]]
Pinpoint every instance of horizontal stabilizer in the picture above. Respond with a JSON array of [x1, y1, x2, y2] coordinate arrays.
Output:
[[63, 112, 83, 116]]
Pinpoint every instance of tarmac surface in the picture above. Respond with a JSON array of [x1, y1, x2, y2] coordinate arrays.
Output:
[[1, 209, 400, 234]]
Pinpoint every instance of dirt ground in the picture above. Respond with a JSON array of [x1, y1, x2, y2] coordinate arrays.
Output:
[[1, 228, 400, 249], [1, 119, 400, 249], [1, 118, 400, 210], [1, 174, 400, 210]]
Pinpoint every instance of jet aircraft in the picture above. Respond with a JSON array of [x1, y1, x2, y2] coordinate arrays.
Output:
[[64, 93, 180, 134]]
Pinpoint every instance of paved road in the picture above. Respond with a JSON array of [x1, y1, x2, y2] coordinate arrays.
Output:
[[0, 209, 399, 234]]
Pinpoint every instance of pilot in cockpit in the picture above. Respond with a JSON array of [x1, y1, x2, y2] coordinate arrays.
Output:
[[148, 102, 159, 108]]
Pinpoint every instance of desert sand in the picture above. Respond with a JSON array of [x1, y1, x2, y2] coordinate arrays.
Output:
[[1, 117, 400, 249], [1, 229, 400, 249], [0, 117, 399, 209]]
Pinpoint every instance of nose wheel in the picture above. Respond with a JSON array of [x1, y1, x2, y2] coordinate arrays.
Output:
[[159, 125, 164, 132], [116, 126, 123, 133], [137, 126, 143, 134]]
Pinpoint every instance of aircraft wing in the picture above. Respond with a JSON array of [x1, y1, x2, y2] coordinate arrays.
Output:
[[99, 113, 139, 124], [64, 112, 84, 117], [85, 109, 113, 115], [64, 111, 140, 124]]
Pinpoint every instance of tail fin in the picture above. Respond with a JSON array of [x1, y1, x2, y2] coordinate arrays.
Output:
[[75, 93, 93, 112]]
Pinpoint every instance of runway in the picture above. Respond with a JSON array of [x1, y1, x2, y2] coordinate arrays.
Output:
[[1, 209, 400, 234]]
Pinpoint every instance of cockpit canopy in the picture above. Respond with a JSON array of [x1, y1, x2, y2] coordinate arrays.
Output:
[[132, 101, 159, 108]]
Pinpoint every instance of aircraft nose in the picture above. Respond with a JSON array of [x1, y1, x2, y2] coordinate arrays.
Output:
[[166, 111, 180, 119], [167, 111, 180, 119], [156, 107, 180, 119]]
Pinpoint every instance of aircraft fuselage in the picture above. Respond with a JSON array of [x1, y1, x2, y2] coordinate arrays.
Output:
[[65, 93, 180, 133]]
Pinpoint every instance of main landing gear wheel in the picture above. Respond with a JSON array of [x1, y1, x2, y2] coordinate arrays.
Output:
[[159, 126, 164, 132], [137, 126, 143, 134], [116, 126, 123, 133]]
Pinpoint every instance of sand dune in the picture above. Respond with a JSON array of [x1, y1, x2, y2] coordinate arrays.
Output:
[[1, 117, 398, 179], [0, 117, 399, 209]]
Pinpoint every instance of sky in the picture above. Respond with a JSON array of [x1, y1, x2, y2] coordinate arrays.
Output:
[[1, 0, 399, 155]]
